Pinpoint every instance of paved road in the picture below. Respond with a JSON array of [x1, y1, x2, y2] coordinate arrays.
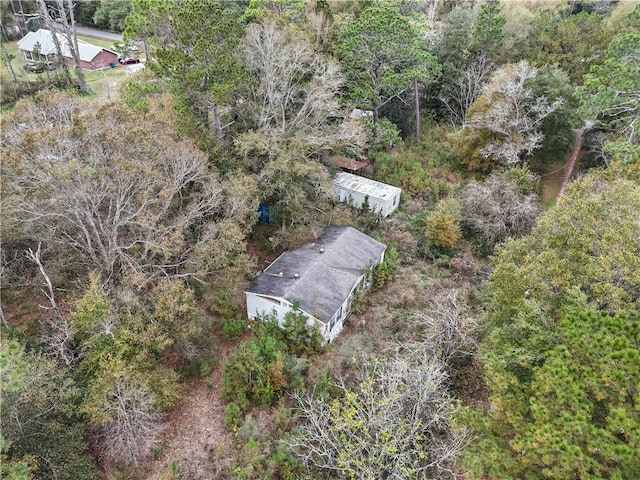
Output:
[[68, 24, 123, 42]]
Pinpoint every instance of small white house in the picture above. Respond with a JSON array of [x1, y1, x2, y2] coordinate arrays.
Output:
[[333, 172, 402, 217], [245, 226, 386, 343]]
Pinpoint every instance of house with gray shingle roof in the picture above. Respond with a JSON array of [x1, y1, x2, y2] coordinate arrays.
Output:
[[245, 226, 386, 342], [17, 29, 118, 71]]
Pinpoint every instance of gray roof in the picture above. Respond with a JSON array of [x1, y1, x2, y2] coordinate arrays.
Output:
[[247, 226, 386, 323], [17, 29, 117, 63]]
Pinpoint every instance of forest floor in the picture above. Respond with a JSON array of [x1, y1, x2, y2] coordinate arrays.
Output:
[[144, 343, 237, 480], [559, 129, 584, 197], [537, 129, 585, 206]]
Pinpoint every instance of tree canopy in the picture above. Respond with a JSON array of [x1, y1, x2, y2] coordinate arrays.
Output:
[[337, 4, 440, 123]]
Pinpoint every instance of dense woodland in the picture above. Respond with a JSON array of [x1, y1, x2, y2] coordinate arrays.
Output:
[[1, 0, 639, 479]]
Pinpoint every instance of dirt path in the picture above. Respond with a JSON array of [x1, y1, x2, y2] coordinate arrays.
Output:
[[558, 128, 583, 197], [145, 349, 235, 480]]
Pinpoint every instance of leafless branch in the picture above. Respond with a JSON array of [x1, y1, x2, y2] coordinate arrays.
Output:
[[25, 243, 79, 366]]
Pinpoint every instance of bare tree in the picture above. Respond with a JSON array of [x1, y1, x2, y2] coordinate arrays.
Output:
[[99, 378, 165, 465], [238, 19, 364, 155], [25, 242, 78, 366], [289, 356, 469, 479], [460, 168, 541, 252], [3, 93, 252, 284], [440, 53, 491, 126], [405, 291, 478, 370], [36, 0, 88, 92], [463, 61, 563, 164]]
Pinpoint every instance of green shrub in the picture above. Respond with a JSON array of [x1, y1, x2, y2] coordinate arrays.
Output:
[[280, 305, 324, 356], [373, 151, 432, 196], [224, 402, 243, 430], [267, 441, 307, 480], [374, 244, 398, 288], [423, 196, 461, 252], [365, 117, 402, 151], [222, 315, 245, 341], [313, 369, 341, 402]]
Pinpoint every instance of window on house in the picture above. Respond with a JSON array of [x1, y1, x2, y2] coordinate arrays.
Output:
[[259, 295, 281, 306], [329, 313, 338, 333]]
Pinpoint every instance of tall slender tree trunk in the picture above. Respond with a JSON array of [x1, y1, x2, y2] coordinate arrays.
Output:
[[36, 0, 72, 86], [2, 47, 17, 82], [11, 0, 25, 36], [414, 77, 421, 143], [143, 40, 150, 61], [65, 0, 88, 93], [212, 103, 224, 140]]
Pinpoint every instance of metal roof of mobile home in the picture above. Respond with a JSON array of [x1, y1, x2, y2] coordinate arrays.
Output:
[[246, 226, 386, 323], [333, 172, 401, 201]]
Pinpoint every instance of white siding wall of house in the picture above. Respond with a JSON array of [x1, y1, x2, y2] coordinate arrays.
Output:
[[333, 173, 401, 218], [245, 227, 385, 342], [342, 191, 400, 218], [246, 293, 320, 329]]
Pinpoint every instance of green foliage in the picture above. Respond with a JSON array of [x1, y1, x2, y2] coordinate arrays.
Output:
[[280, 304, 324, 356], [472, 0, 506, 59], [373, 150, 432, 196], [433, 5, 475, 110], [221, 308, 322, 406], [312, 369, 341, 402], [448, 127, 495, 172], [528, 10, 612, 85], [373, 243, 398, 288], [266, 441, 307, 480], [0, 340, 28, 393], [125, 0, 244, 134], [467, 309, 640, 479], [224, 401, 244, 430], [92, 0, 131, 32], [364, 116, 402, 152], [502, 164, 538, 194], [242, 0, 306, 23], [423, 196, 461, 252], [527, 65, 581, 160], [578, 10, 639, 177], [152, 279, 211, 360], [221, 332, 285, 405], [68, 277, 181, 463], [121, 74, 168, 112], [222, 315, 246, 341], [1, 346, 97, 480], [337, 4, 440, 121], [488, 174, 640, 335]]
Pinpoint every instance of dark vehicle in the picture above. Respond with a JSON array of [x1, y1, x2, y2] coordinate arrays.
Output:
[[118, 57, 141, 65]]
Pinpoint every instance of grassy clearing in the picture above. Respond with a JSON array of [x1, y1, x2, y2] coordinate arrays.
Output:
[[1, 37, 129, 104]]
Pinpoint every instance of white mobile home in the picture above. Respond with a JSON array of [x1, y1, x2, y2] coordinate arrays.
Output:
[[333, 172, 401, 217], [245, 226, 386, 343]]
